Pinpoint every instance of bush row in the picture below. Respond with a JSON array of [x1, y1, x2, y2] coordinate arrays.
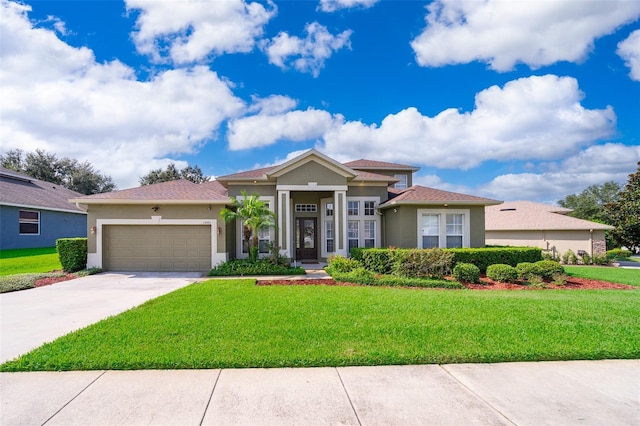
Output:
[[351, 246, 542, 274], [486, 261, 565, 283], [327, 265, 463, 289], [209, 259, 305, 276]]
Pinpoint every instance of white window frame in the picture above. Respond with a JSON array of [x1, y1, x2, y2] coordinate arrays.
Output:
[[324, 220, 334, 254], [394, 174, 408, 189], [19, 210, 40, 235], [348, 220, 359, 251], [236, 196, 275, 259], [295, 204, 317, 212], [347, 200, 359, 216], [364, 220, 376, 248], [416, 209, 471, 249]]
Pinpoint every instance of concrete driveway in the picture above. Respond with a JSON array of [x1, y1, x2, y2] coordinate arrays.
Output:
[[0, 272, 202, 363]]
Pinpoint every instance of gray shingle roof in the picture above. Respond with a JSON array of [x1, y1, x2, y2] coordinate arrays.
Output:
[[485, 201, 614, 231], [379, 185, 501, 207], [0, 167, 86, 214]]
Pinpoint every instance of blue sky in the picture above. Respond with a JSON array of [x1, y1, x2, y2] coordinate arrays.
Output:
[[1, 0, 639, 202]]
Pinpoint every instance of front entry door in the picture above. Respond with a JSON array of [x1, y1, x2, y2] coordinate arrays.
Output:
[[296, 218, 317, 260]]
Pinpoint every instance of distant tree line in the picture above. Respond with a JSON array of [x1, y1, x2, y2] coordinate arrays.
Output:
[[0, 149, 115, 195], [139, 163, 210, 185]]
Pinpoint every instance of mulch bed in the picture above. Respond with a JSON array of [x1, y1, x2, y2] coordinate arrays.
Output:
[[258, 277, 636, 290], [34, 272, 78, 287]]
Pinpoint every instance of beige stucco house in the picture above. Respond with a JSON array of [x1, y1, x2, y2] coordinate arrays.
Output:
[[71, 150, 501, 272], [485, 201, 613, 259]]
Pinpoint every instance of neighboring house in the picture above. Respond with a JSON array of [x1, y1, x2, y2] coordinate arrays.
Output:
[[70, 150, 501, 272], [485, 201, 613, 259], [0, 166, 87, 250]]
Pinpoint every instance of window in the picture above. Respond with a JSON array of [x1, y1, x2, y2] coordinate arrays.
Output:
[[347, 201, 359, 216], [421, 214, 439, 248], [19, 210, 39, 235], [446, 214, 464, 248], [394, 174, 408, 189], [348, 221, 359, 251], [238, 199, 273, 257], [325, 202, 334, 216], [364, 220, 376, 248], [364, 201, 375, 216], [418, 209, 470, 249], [295, 204, 317, 212], [325, 221, 334, 253]]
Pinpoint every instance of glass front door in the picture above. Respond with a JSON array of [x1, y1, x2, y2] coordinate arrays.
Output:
[[295, 218, 317, 260]]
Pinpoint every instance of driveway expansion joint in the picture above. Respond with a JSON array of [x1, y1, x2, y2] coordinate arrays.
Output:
[[42, 370, 107, 426], [335, 367, 363, 426]]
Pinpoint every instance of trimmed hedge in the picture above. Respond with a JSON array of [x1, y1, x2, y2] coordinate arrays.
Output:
[[56, 238, 87, 273], [447, 247, 542, 272], [531, 260, 564, 280], [209, 260, 305, 276], [351, 247, 542, 274], [486, 264, 518, 283], [607, 249, 632, 259]]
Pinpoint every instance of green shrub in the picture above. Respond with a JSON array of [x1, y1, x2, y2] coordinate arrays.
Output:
[[527, 274, 546, 288], [561, 249, 578, 265], [516, 262, 536, 280], [452, 263, 480, 283], [209, 260, 305, 276], [361, 248, 395, 274], [486, 264, 518, 283], [391, 248, 454, 279], [580, 252, 592, 265], [376, 275, 464, 289], [531, 260, 564, 280], [541, 251, 558, 261], [331, 267, 376, 285], [56, 238, 87, 273], [552, 273, 567, 286], [606, 249, 632, 259], [448, 247, 542, 272], [593, 254, 611, 265], [349, 247, 366, 261], [0, 272, 65, 293], [326, 256, 361, 274]]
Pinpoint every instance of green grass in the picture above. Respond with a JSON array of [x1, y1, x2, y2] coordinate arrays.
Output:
[[565, 266, 640, 286], [0, 247, 61, 276], [2, 280, 638, 371]]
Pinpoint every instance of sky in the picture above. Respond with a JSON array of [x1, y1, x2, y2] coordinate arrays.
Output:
[[1, 0, 639, 203]]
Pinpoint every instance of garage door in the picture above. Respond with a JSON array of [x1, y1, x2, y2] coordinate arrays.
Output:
[[103, 225, 211, 271]]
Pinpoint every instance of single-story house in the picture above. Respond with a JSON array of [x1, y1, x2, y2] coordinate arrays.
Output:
[[0, 166, 87, 250], [485, 201, 613, 258], [70, 150, 501, 272]]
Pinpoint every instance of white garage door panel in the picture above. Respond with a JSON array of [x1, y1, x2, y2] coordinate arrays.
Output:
[[104, 225, 211, 271]]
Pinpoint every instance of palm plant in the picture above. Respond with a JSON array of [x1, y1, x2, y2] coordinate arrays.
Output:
[[220, 190, 276, 262]]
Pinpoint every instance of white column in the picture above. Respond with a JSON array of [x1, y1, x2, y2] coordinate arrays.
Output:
[[334, 190, 348, 256], [278, 190, 291, 258]]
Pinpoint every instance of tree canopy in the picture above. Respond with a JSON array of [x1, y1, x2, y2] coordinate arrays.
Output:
[[605, 162, 640, 253], [0, 149, 116, 195], [558, 181, 620, 223], [220, 191, 276, 262], [139, 163, 210, 186]]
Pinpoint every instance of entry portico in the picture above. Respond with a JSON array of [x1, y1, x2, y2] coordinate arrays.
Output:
[[217, 150, 390, 261]]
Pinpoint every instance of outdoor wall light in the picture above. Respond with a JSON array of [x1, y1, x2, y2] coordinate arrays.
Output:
[[152, 206, 159, 212], [90, 225, 97, 234], [217, 226, 222, 235]]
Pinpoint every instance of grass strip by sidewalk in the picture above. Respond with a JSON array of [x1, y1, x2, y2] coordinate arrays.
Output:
[[564, 266, 640, 286], [0, 247, 61, 276], [2, 280, 638, 371]]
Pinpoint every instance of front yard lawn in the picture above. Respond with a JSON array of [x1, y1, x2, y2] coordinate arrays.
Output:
[[0, 247, 61, 276], [564, 266, 640, 286], [2, 280, 638, 371]]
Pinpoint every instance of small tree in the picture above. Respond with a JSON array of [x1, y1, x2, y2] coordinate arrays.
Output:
[[605, 162, 640, 253], [220, 191, 276, 262]]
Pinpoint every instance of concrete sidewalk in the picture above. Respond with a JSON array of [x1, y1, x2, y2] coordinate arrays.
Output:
[[1, 360, 638, 425]]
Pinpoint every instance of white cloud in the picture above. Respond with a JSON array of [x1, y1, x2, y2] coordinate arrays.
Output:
[[617, 29, 640, 81], [262, 22, 352, 77], [0, 0, 245, 188], [478, 144, 640, 201], [320, 75, 615, 169], [228, 109, 337, 150], [411, 0, 640, 71], [318, 0, 379, 13], [127, 0, 276, 64], [247, 94, 298, 115]]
